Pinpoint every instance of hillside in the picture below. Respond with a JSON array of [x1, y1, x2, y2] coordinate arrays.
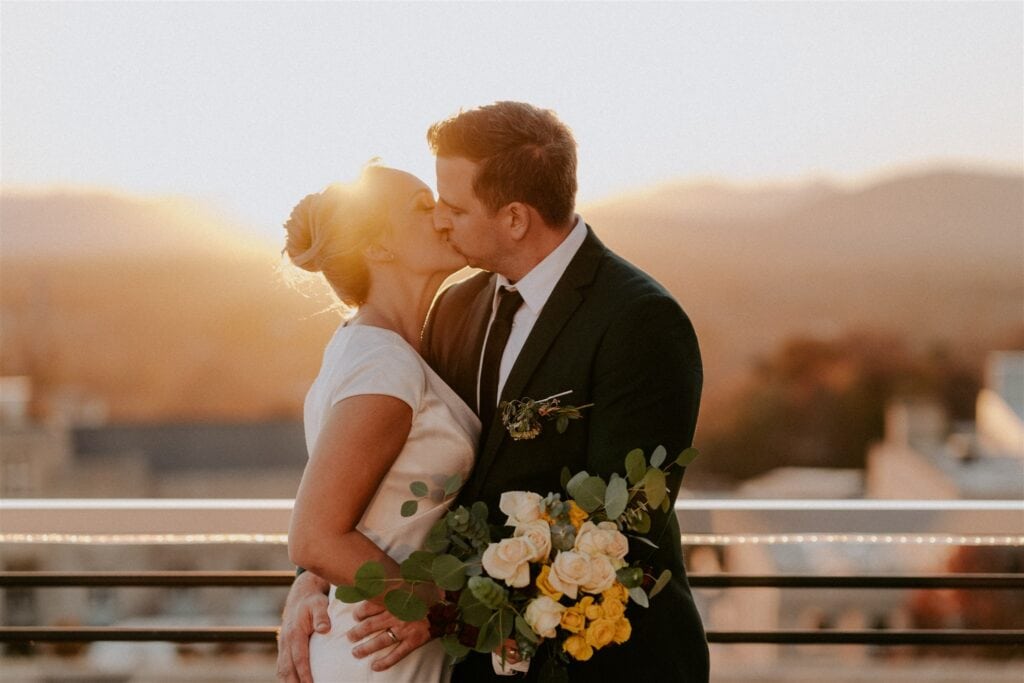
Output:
[[1, 169, 1021, 424]]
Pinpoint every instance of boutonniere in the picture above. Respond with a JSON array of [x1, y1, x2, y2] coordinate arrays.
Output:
[[500, 390, 593, 441]]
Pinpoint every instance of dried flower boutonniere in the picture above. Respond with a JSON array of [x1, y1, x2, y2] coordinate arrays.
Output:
[[500, 390, 593, 440]]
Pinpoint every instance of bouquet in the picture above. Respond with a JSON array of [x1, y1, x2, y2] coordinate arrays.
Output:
[[337, 445, 699, 682]]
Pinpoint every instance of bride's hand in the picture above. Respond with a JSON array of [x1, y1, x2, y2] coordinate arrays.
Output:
[[348, 601, 433, 671]]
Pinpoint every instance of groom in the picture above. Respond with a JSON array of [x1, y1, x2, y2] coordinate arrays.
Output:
[[278, 101, 708, 682]]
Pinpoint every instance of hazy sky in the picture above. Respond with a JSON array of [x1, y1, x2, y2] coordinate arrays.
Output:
[[2, 1, 1021, 242]]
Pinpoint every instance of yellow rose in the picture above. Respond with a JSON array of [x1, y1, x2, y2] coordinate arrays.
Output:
[[601, 597, 626, 620], [613, 617, 632, 644], [567, 500, 588, 530], [536, 565, 563, 600], [559, 606, 587, 634], [585, 618, 617, 650], [562, 634, 594, 661], [583, 599, 603, 621], [602, 582, 629, 604]]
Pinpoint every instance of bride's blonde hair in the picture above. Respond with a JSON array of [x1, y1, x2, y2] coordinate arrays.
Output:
[[283, 163, 391, 307]]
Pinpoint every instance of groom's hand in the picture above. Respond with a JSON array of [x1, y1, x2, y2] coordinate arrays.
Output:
[[348, 601, 433, 671], [277, 571, 331, 683]]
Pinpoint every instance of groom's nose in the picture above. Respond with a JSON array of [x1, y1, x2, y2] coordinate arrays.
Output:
[[432, 205, 452, 232]]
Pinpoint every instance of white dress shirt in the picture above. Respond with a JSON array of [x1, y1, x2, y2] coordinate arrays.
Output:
[[476, 215, 588, 411]]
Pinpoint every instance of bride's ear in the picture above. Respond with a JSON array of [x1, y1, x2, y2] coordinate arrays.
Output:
[[363, 243, 395, 263]]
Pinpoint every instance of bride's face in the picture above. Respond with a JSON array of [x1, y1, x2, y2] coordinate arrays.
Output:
[[381, 170, 467, 276]]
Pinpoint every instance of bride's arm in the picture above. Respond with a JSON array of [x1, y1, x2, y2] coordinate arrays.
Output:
[[286, 394, 437, 675], [288, 394, 411, 584]]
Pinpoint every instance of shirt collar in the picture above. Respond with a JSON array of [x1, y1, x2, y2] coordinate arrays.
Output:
[[494, 214, 587, 314]]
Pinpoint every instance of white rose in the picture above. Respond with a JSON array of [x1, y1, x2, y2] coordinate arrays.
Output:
[[575, 521, 630, 567], [524, 595, 566, 639], [481, 537, 536, 588], [547, 551, 593, 600], [580, 553, 617, 594], [514, 520, 553, 563], [499, 491, 544, 527]]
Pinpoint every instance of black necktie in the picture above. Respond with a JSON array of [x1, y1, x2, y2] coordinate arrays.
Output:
[[479, 286, 523, 433]]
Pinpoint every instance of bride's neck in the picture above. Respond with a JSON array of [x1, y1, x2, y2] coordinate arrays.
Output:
[[351, 274, 445, 351]]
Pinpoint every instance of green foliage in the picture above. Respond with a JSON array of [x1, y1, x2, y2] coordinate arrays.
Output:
[[431, 554, 467, 591], [650, 445, 667, 468], [604, 474, 629, 519], [399, 551, 434, 583], [515, 615, 541, 644], [574, 475, 607, 513], [354, 561, 386, 597], [384, 587, 428, 622], [400, 500, 418, 517], [410, 480, 429, 497], [468, 575, 508, 610], [628, 586, 650, 608], [625, 448, 646, 484], [642, 467, 667, 509], [676, 447, 699, 467], [649, 569, 672, 599], [441, 633, 471, 659], [616, 566, 643, 588], [458, 586, 494, 627]]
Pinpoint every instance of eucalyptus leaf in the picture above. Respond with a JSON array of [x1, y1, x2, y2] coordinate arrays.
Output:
[[441, 633, 471, 660], [399, 551, 435, 583], [615, 566, 643, 588], [565, 470, 589, 498], [458, 586, 494, 627], [556, 414, 569, 433], [334, 584, 367, 603], [354, 561, 386, 597], [444, 473, 464, 496], [650, 445, 667, 468], [643, 468, 667, 509], [560, 466, 571, 490], [400, 500, 419, 518], [475, 616, 503, 653], [496, 607, 515, 640], [604, 475, 629, 520], [424, 518, 451, 553], [660, 494, 671, 513], [431, 554, 467, 591], [410, 481, 429, 497], [625, 449, 646, 485], [575, 475, 607, 513], [628, 586, 650, 608], [384, 588, 428, 622], [515, 615, 541, 644], [649, 569, 672, 599], [676, 447, 699, 468]]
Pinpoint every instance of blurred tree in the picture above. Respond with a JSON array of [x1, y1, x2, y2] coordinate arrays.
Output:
[[695, 330, 982, 482]]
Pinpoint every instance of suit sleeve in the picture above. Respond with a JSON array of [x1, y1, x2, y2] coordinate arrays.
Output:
[[585, 293, 702, 547]]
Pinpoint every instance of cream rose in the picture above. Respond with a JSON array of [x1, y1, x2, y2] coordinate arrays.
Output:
[[524, 595, 566, 639], [574, 521, 630, 567], [580, 554, 617, 594], [499, 491, 544, 527], [514, 520, 553, 562], [547, 551, 593, 600], [481, 537, 536, 588]]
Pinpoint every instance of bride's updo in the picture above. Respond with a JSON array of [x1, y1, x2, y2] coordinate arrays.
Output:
[[283, 165, 390, 307]]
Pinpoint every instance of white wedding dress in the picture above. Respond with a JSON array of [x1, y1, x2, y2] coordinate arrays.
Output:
[[303, 325, 479, 683]]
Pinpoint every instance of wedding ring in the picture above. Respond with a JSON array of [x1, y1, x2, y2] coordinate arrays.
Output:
[[385, 628, 400, 645]]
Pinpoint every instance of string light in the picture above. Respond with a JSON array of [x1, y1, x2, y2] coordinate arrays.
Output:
[[1, 532, 1021, 546]]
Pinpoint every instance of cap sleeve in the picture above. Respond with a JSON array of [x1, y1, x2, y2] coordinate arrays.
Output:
[[326, 333, 426, 413]]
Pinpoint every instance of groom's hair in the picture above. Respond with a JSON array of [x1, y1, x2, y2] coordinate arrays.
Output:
[[427, 101, 577, 227]]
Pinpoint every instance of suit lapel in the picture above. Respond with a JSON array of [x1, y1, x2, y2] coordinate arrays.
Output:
[[466, 227, 607, 500]]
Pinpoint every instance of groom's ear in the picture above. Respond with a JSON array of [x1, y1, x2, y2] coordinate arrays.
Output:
[[506, 202, 531, 241]]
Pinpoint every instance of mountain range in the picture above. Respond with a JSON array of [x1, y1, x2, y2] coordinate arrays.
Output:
[[1, 168, 1020, 424]]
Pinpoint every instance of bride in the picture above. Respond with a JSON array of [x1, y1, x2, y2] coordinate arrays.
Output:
[[283, 164, 479, 682]]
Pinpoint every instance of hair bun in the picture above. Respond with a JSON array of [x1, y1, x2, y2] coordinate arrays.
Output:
[[283, 187, 341, 273]]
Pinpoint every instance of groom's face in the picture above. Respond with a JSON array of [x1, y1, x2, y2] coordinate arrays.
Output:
[[433, 156, 505, 272]]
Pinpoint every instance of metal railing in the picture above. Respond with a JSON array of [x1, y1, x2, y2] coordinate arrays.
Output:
[[2, 498, 1022, 648]]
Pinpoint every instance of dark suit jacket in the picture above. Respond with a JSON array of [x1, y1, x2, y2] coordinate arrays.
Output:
[[422, 227, 708, 682]]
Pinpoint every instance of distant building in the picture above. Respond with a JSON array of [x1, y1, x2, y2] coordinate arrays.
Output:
[[866, 351, 1024, 500]]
